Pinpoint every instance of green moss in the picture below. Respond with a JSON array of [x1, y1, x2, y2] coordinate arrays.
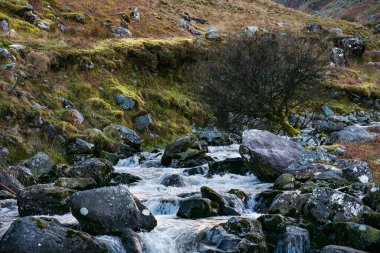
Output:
[[32, 217, 47, 229], [66, 229, 86, 238], [306, 144, 343, 153]]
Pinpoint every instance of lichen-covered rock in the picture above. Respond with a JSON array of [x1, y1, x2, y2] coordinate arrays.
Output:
[[240, 130, 307, 180], [70, 185, 157, 234], [199, 127, 236, 146], [197, 217, 267, 253], [25, 152, 54, 176], [112, 27, 132, 37], [55, 177, 97, 190], [0, 147, 9, 164], [67, 158, 114, 185], [335, 159, 373, 184], [269, 192, 309, 217], [273, 173, 296, 190], [17, 184, 75, 216], [177, 198, 218, 219], [323, 222, 380, 252], [339, 38, 366, 57], [329, 126, 374, 144], [304, 188, 364, 224], [0, 217, 107, 253]]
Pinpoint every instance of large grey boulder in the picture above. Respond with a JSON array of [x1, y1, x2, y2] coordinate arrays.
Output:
[[197, 217, 267, 253], [321, 245, 368, 253], [329, 126, 374, 143], [25, 152, 54, 176], [239, 130, 307, 180], [304, 188, 364, 224], [55, 177, 97, 190], [17, 184, 75, 216], [67, 158, 114, 185], [70, 185, 157, 234], [0, 217, 107, 253]]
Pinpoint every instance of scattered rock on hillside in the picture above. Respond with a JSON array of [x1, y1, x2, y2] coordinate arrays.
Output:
[[25, 152, 54, 176], [306, 23, 324, 33], [329, 126, 374, 144], [339, 38, 366, 57], [330, 47, 346, 67], [37, 20, 51, 30], [130, 6, 141, 21], [112, 27, 132, 37], [0, 217, 107, 253], [116, 94, 136, 110], [70, 185, 157, 234], [0, 19, 10, 35], [328, 28, 343, 36], [104, 124, 141, 150], [135, 114, 153, 131], [205, 27, 220, 41], [374, 24, 380, 34], [239, 130, 306, 180], [242, 26, 258, 37], [0, 48, 16, 61], [66, 138, 95, 155], [17, 184, 75, 216]]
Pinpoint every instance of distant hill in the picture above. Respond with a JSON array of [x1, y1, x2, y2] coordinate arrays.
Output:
[[274, 0, 380, 22]]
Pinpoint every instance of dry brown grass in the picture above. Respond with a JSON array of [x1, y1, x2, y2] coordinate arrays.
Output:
[[341, 137, 380, 182], [26, 51, 51, 72]]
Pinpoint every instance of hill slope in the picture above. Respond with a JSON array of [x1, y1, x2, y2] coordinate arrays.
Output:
[[274, 0, 380, 22]]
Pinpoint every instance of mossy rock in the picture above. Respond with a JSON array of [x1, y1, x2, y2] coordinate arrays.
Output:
[[273, 173, 296, 190]]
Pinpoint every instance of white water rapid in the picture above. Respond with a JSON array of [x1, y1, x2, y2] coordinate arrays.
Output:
[[0, 144, 271, 253]]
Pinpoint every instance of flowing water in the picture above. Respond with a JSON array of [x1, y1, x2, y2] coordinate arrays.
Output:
[[0, 144, 271, 252]]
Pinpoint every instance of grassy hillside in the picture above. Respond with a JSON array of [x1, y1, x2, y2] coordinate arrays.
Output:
[[0, 0, 379, 164]]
